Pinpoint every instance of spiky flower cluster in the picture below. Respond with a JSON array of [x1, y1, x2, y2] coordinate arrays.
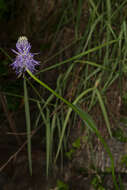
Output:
[[11, 36, 39, 76]]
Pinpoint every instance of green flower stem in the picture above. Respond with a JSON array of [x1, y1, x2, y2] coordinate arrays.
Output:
[[27, 69, 83, 114], [26, 69, 119, 190]]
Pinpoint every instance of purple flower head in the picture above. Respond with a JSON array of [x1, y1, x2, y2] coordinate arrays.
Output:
[[11, 36, 39, 76]]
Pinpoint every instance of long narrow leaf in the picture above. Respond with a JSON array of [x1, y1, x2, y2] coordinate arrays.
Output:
[[24, 78, 32, 175], [95, 88, 112, 137]]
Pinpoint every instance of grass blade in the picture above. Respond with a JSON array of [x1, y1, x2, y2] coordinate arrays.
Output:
[[24, 78, 32, 176], [95, 88, 112, 137]]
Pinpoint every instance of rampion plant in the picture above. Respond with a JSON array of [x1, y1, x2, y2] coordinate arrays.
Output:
[[11, 36, 119, 189]]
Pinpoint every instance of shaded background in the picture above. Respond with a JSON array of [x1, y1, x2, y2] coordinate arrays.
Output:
[[1, 0, 127, 189]]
